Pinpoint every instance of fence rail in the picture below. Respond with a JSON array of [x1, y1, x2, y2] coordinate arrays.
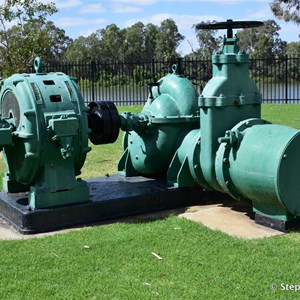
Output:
[[9, 56, 300, 105]]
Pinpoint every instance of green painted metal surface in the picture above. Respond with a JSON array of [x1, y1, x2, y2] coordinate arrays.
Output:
[[118, 65, 199, 176], [0, 58, 91, 209], [216, 119, 300, 221], [198, 36, 261, 191], [158, 28, 300, 224]]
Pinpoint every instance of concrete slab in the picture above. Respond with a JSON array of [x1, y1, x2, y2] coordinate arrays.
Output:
[[0, 217, 79, 240], [179, 201, 283, 239]]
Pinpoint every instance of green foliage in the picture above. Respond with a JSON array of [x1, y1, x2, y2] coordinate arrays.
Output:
[[0, 0, 59, 76], [78, 78, 92, 89], [270, 0, 300, 25], [193, 23, 222, 57], [98, 24, 126, 62], [155, 18, 184, 60], [236, 20, 287, 57], [143, 23, 158, 61], [124, 22, 145, 62], [95, 69, 130, 87], [63, 35, 97, 62], [63, 19, 184, 64], [133, 65, 152, 86]]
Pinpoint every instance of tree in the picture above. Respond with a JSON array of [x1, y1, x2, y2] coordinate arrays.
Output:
[[98, 24, 126, 62], [155, 18, 184, 60], [236, 20, 287, 81], [124, 22, 145, 62], [143, 23, 158, 61], [43, 21, 72, 61], [193, 23, 222, 57], [0, 0, 57, 76], [236, 20, 287, 58], [63, 19, 184, 64], [270, 0, 300, 25], [285, 41, 300, 81], [63, 34, 100, 62], [286, 41, 300, 55]]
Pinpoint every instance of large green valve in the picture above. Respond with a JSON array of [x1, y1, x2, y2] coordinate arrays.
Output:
[[169, 20, 300, 227], [0, 58, 119, 209]]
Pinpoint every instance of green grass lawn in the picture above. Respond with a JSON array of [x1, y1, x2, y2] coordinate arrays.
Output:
[[1, 104, 300, 299]]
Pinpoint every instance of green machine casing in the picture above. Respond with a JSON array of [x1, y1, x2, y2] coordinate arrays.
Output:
[[0, 58, 91, 209]]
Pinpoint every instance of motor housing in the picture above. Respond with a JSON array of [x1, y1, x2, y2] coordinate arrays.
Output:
[[0, 58, 91, 208]]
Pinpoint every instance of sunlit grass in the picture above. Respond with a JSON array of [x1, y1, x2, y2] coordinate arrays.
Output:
[[0, 216, 300, 299]]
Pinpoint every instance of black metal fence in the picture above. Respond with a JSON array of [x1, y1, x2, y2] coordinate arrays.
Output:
[[28, 56, 300, 105]]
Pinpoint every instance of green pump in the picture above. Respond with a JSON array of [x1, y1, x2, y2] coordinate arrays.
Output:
[[118, 64, 200, 176], [119, 20, 300, 229]]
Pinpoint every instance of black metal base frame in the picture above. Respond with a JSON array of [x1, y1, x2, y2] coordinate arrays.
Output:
[[255, 213, 300, 233], [0, 175, 206, 234], [1, 174, 299, 235]]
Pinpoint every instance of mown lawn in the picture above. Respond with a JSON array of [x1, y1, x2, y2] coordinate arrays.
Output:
[[0, 104, 300, 299], [1, 216, 300, 299]]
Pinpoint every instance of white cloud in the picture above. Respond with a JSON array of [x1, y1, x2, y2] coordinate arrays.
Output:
[[57, 17, 106, 27], [247, 5, 273, 20], [110, 0, 158, 13], [278, 22, 300, 42], [111, 4, 143, 14], [80, 4, 106, 14], [55, 0, 83, 9], [125, 13, 223, 28], [77, 28, 99, 37], [168, 0, 270, 2], [166, 0, 242, 3], [111, 0, 159, 5], [111, 0, 269, 4], [125, 13, 172, 26]]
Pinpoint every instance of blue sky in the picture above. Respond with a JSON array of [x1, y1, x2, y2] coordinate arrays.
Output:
[[50, 0, 300, 54]]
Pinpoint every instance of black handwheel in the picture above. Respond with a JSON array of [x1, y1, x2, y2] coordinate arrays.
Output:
[[195, 19, 264, 38]]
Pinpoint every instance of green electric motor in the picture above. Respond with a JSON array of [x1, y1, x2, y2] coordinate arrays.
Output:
[[0, 58, 91, 208], [0, 58, 120, 209]]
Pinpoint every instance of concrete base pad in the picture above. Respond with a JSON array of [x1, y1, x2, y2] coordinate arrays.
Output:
[[179, 202, 282, 239]]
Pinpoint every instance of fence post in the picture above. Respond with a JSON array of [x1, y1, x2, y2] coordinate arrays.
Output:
[[177, 57, 183, 74], [151, 57, 156, 82], [91, 60, 96, 101], [285, 55, 288, 104]]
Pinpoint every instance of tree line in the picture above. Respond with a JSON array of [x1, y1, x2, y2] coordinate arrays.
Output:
[[0, 0, 299, 77]]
